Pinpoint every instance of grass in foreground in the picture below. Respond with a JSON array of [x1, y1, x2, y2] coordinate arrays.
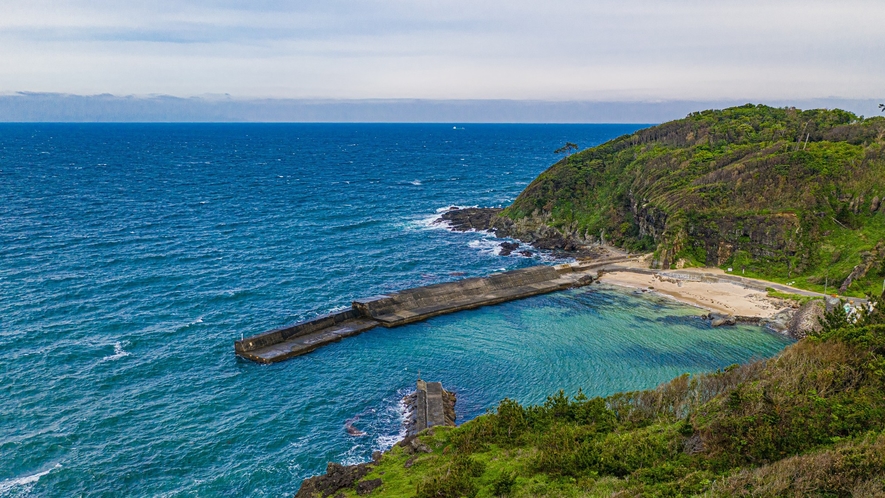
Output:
[[337, 296, 885, 497]]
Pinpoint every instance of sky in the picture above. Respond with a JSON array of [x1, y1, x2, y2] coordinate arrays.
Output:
[[0, 0, 883, 121]]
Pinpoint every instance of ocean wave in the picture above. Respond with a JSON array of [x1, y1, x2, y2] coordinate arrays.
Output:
[[339, 445, 367, 467], [467, 238, 503, 256], [435, 205, 478, 213], [173, 316, 204, 333], [407, 205, 479, 231], [100, 342, 131, 362], [374, 396, 408, 452], [0, 464, 61, 496]]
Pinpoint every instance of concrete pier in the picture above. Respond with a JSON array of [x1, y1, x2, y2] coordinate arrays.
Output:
[[405, 380, 456, 435], [235, 260, 626, 363]]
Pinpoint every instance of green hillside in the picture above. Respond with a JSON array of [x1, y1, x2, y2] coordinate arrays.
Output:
[[503, 105, 885, 297], [318, 298, 885, 497]]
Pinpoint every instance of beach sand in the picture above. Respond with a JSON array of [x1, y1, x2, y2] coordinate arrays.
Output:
[[597, 264, 791, 318]]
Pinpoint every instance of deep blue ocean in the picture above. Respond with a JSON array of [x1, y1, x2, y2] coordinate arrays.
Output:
[[0, 124, 793, 497]]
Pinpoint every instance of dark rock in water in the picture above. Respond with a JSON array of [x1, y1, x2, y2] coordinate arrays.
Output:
[[438, 207, 503, 232], [295, 462, 372, 498], [344, 415, 366, 437], [356, 479, 382, 495], [709, 313, 736, 327], [518, 250, 533, 257], [787, 300, 825, 339], [437, 207, 624, 257], [499, 241, 520, 256]]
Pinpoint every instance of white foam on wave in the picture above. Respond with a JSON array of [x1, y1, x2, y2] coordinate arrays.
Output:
[[100, 341, 131, 362], [406, 205, 480, 232], [409, 180, 422, 186], [467, 238, 503, 256], [374, 395, 409, 451], [339, 445, 366, 467], [0, 464, 61, 495], [435, 205, 478, 213], [323, 305, 352, 315]]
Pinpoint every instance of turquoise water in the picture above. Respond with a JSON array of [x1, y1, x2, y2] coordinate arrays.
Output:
[[0, 124, 792, 496]]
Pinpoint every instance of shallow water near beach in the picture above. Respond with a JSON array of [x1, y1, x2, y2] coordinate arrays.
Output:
[[0, 123, 793, 496]]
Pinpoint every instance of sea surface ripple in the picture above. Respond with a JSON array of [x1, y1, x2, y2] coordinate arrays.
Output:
[[0, 124, 793, 496]]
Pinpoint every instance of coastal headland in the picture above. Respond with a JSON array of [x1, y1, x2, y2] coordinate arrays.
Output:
[[440, 206, 838, 336], [294, 106, 885, 497]]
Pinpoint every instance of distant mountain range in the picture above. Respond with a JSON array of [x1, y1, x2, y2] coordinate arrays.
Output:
[[0, 93, 881, 123]]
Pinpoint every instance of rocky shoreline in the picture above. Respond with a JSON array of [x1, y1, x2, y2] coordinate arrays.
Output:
[[437, 206, 623, 260], [295, 387, 456, 498], [439, 206, 832, 340], [294, 207, 836, 496], [402, 387, 456, 436]]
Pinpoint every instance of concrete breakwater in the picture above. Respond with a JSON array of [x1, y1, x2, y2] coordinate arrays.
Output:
[[403, 380, 457, 436], [234, 262, 609, 363]]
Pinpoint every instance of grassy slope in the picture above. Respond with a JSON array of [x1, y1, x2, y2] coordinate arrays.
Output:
[[503, 105, 885, 297], [341, 299, 885, 497]]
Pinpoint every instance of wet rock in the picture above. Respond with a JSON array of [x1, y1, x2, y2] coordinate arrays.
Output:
[[709, 313, 736, 327], [295, 462, 372, 498], [371, 451, 382, 463], [787, 300, 825, 339], [356, 479, 383, 495], [438, 207, 502, 232], [518, 250, 533, 257], [498, 241, 520, 256]]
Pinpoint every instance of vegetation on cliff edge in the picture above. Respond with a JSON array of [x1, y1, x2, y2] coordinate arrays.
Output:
[[328, 296, 885, 497], [502, 105, 885, 297]]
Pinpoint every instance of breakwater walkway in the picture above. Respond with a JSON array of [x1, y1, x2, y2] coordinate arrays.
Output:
[[234, 260, 628, 363], [407, 380, 456, 435]]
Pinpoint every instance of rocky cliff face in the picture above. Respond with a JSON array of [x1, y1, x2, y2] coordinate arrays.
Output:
[[439, 208, 605, 255], [478, 106, 885, 294]]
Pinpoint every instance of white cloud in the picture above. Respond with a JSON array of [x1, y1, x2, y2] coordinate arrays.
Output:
[[0, 0, 882, 100]]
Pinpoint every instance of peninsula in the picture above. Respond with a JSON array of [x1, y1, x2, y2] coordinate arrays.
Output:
[[295, 105, 885, 497]]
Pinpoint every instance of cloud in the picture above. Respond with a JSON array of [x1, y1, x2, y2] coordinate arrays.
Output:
[[0, 0, 882, 100]]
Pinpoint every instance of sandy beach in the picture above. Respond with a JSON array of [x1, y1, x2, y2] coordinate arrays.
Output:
[[596, 262, 794, 318]]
